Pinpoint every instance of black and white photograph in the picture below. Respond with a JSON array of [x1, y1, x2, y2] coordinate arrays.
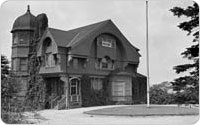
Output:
[[0, 0, 199, 124]]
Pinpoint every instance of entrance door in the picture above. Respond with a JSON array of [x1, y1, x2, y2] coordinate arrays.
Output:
[[45, 77, 61, 109], [69, 78, 80, 102]]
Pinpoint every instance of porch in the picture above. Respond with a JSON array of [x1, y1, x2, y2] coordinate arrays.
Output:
[[44, 75, 82, 109]]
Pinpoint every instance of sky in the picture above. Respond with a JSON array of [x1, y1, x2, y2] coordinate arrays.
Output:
[[0, 0, 195, 85]]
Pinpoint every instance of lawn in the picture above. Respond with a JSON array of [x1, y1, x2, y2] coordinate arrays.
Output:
[[84, 105, 199, 116]]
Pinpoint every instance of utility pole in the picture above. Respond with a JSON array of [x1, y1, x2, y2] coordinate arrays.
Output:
[[146, 1, 150, 108]]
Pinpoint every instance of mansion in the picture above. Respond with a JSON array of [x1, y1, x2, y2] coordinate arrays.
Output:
[[11, 6, 147, 109]]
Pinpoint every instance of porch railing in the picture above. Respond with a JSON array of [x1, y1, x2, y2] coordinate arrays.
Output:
[[58, 95, 66, 109], [51, 96, 60, 109], [70, 95, 80, 102]]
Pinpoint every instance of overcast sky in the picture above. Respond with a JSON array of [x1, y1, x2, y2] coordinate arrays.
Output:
[[0, 0, 195, 85]]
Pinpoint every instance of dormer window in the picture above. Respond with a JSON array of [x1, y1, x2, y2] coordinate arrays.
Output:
[[43, 38, 56, 67], [98, 56, 114, 70], [101, 58, 108, 69]]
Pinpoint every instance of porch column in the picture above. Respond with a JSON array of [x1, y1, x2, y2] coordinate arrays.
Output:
[[60, 75, 69, 109]]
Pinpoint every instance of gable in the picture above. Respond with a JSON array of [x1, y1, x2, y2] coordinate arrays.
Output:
[[48, 20, 108, 47], [47, 19, 140, 63], [37, 29, 58, 56], [70, 20, 140, 63]]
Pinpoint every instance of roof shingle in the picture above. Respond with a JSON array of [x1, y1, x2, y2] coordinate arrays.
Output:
[[48, 19, 110, 47]]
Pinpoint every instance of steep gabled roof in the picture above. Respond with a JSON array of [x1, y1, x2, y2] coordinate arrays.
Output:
[[48, 20, 109, 47], [47, 19, 139, 51]]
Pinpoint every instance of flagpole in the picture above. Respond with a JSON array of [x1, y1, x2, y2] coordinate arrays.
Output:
[[146, 1, 150, 108]]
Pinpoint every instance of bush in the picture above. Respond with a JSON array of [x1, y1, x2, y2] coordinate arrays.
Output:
[[150, 82, 175, 104], [1, 76, 24, 124]]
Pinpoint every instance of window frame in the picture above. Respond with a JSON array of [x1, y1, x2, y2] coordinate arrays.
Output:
[[99, 56, 114, 70], [19, 58, 27, 71], [73, 58, 78, 69], [44, 41, 56, 67], [102, 40, 112, 48], [112, 82, 126, 96], [70, 79, 80, 95], [12, 58, 17, 71], [13, 35, 18, 44]]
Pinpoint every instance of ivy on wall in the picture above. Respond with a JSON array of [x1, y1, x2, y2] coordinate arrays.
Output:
[[24, 39, 47, 111], [132, 77, 147, 104], [81, 75, 111, 107], [24, 14, 49, 111]]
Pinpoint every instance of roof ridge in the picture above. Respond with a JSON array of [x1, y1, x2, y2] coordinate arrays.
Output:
[[48, 19, 111, 33], [70, 19, 111, 48], [48, 27, 67, 32], [67, 32, 80, 47], [67, 19, 111, 31], [136, 73, 146, 77], [47, 19, 111, 47]]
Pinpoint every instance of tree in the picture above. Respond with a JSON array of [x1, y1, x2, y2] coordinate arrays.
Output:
[[1, 55, 9, 80], [170, 2, 199, 104], [150, 82, 175, 104], [1, 55, 24, 123]]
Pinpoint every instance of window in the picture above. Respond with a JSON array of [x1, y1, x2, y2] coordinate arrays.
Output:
[[91, 78, 103, 90], [12, 58, 17, 71], [13, 35, 18, 44], [45, 53, 54, 67], [73, 58, 78, 69], [70, 78, 80, 102], [13, 32, 27, 44], [102, 40, 112, 47], [112, 82, 125, 96], [101, 58, 108, 69], [53, 54, 58, 65], [97, 35, 116, 48], [99, 56, 114, 70], [19, 38, 25, 44], [72, 58, 86, 69], [44, 41, 56, 67], [20, 58, 27, 71], [70, 79, 79, 95], [79, 58, 86, 69], [18, 32, 26, 44]]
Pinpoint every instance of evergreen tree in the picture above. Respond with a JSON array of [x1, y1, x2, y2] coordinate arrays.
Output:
[[1, 55, 9, 80], [170, 2, 199, 104]]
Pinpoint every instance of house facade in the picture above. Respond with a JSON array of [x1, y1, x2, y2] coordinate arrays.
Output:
[[11, 6, 147, 109]]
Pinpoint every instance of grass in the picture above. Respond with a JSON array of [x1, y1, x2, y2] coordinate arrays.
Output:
[[84, 105, 199, 116]]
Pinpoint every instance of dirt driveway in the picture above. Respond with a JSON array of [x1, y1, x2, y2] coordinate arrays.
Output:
[[27, 105, 199, 125]]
